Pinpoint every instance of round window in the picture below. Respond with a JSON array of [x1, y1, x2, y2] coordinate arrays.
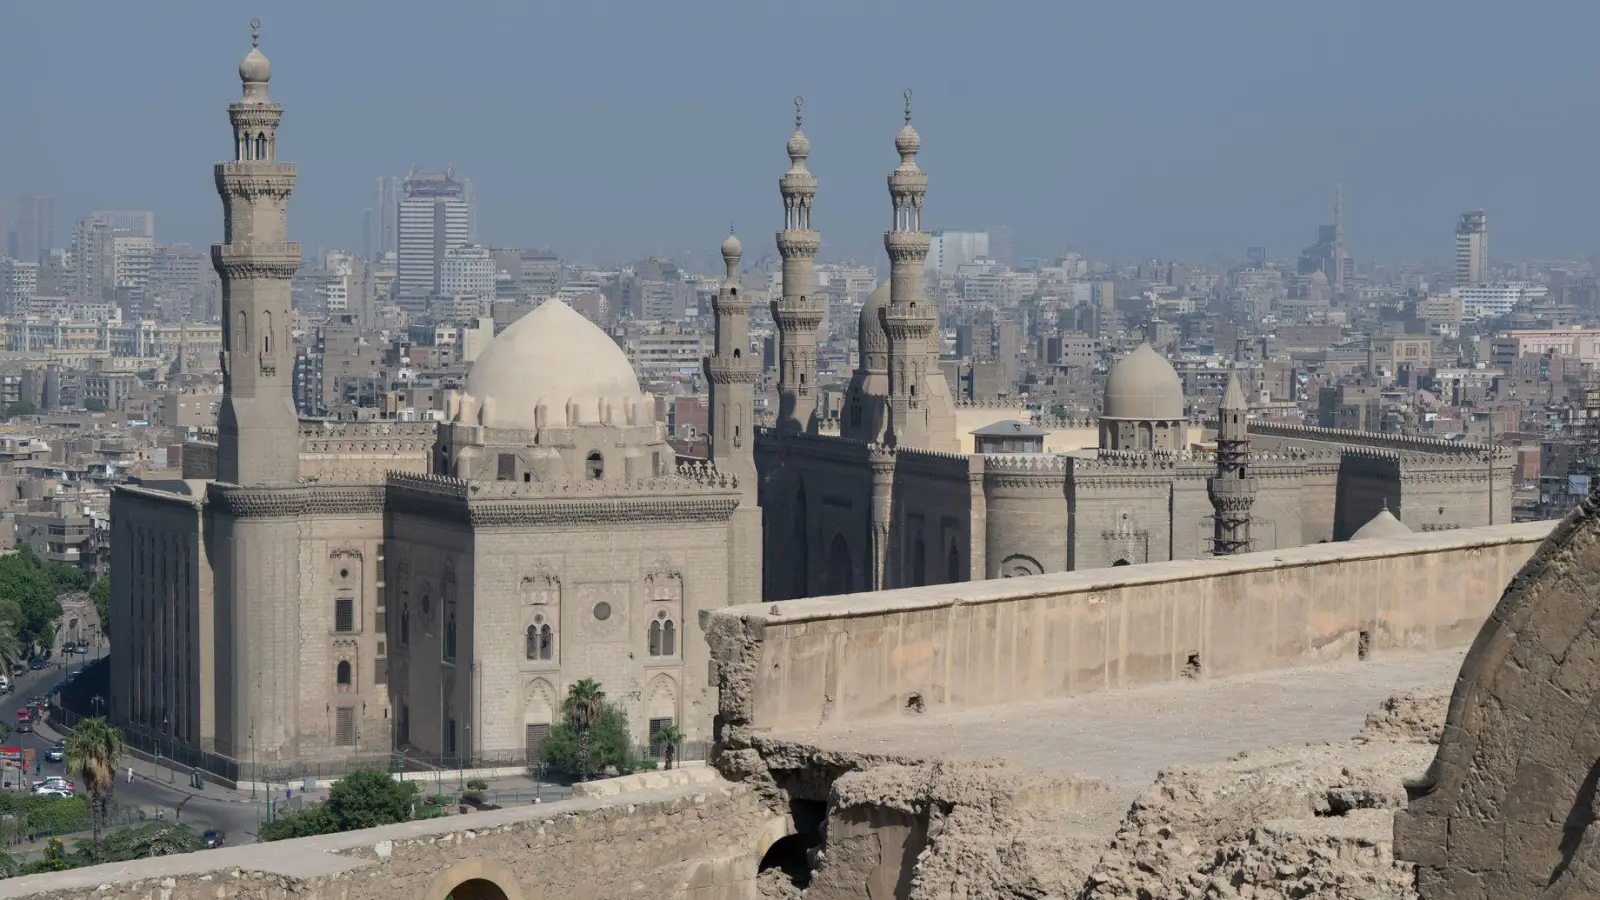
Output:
[[593, 601, 612, 621], [533, 614, 544, 624], [339, 568, 349, 580], [422, 595, 432, 615], [657, 609, 668, 620]]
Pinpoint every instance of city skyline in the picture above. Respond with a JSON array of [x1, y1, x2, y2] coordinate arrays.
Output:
[[4, 2, 1600, 265]]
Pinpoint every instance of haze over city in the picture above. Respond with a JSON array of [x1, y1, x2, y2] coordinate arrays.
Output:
[[5, 0, 1600, 263]]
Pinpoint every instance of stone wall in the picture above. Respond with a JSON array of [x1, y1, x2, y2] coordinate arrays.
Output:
[[704, 522, 1554, 732], [0, 780, 775, 900]]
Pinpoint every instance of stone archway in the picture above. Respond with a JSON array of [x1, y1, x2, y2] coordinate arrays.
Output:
[[424, 859, 530, 900], [1396, 499, 1600, 898], [826, 533, 852, 595]]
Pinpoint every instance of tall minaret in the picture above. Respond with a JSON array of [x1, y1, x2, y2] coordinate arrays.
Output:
[[213, 19, 301, 486], [1332, 183, 1348, 293], [772, 97, 822, 434], [1209, 371, 1256, 555], [881, 90, 955, 451], [705, 231, 763, 601]]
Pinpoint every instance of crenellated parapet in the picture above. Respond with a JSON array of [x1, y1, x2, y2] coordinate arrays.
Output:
[[1245, 421, 1511, 461], [895, 445, 976, 478], [385, 465, 740, 528], [1031, 414, 1098, 429], [983, 452, 1068, 493]]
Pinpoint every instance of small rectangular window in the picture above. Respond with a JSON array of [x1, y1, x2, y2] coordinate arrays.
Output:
[[497, 453, 516, 481], [374, 610, 386, 634], [374, 658, 387, 685], [335, 707, 355, 746], [334, 596, 354, 632]]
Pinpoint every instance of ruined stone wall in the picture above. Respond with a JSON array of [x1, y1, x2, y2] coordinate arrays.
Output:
[[0, 781, 774, 900], [704, 522, 1553, 732]]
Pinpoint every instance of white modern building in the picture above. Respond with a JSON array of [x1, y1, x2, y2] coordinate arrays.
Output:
[[926, 230, 989, 281], [438, 245, 495, 300], [1451, 282, 1545, 321], [1455, 209, 1488, 288], [395, 168, 471, 312]]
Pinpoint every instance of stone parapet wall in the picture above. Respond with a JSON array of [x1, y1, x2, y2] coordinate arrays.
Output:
[[0, 780, 772, 900], [704, 522, 1555, 732]]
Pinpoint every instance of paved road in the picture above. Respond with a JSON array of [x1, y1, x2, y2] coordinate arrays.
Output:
[[3, 656, 270, 846]]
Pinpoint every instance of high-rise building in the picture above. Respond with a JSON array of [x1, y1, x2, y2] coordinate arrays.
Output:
[[0, 259, 38, 315], [9, 196, 55, 263], [90, 210, 156, 239], [437, 244, 495, 301], [926, 230, 989, 281], [374, 177, 402, 256], [151, 243, 206, 318], [1456, 209, 1489, 288], [395, 168, 471, 313], [70, 217, 116, 304], [988, 224, 1015, 269]]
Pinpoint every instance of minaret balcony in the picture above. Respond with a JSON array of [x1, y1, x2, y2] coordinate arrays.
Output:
[[884, 230, 931, 261], [772, 298, 824, 331], [704, 357, 762, 384], [211, 241, 302, 279], [776, 230, 821, 257]]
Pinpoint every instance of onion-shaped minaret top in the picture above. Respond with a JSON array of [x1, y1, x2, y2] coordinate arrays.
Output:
[[238, 19, 272, 100], [721, 228, 743, 283]]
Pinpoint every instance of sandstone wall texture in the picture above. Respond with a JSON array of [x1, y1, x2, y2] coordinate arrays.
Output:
[[705, 522, 1551, 733], [1396, 495, 1600, 899], [0, 781, 774, 900]]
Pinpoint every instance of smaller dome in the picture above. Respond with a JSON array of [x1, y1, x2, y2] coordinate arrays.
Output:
[[787, 128, 810, 160], [721, 231, 742, 264], [1351, 505, 1412, 541], [239, 46, 271, 84], [895, 123, 920, 157], [1103, 342, 1184, 421], [1308, 269, 1329, 286], [857, 284, 890, 361]]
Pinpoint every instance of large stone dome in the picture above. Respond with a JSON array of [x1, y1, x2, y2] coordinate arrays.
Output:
[[857, 284, 890, 358], [462, 299, 644, 429], [1103, 342, 1184, 421]]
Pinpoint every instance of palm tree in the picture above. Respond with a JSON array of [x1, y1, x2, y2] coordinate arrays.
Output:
[[562, 679, 606, 780], [63, 717, 123, 862], [0, 617, 22, 670], [655, 724, 683, 770]]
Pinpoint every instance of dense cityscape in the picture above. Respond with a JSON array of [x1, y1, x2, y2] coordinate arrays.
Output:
[[0, 6, 1597, 899]]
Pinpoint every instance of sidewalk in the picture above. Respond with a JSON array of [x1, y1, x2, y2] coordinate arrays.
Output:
[[33, 717, 259, 807]]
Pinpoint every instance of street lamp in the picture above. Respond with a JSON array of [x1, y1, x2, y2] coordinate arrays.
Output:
[[163, 716, 172, 783], [249, 727, 256, 800], [90, 695, 103, 718]]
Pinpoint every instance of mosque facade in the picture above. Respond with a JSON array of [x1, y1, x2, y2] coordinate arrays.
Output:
[[108, 30, 757, 771], [755, 95, 1515, 599]]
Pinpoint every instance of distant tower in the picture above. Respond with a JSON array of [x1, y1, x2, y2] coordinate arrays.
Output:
[[1332, 183, 1348, 292], [1209, 371, 1256, 555], [705, 231, 763, 602], [772, 97, 822, 433], [881, 90, 956, 451], [1455, 209, 1489, 287], [214, 19, 301, 486]]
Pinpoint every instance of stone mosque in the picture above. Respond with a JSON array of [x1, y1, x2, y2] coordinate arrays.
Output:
[[107, 25, 1514, 773]]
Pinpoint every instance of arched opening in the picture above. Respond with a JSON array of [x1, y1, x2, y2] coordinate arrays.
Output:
[[336, 660, 351, 687], [585, 451, 604, 480], [399, 604, 410, 645], [947, 541, 960, 583], [826, 534, 852, 595], [262, 310, 273, 355], [733, 348, 741, 358], [758, 799, 827, 892], [662, 619, 675, 656], [1112, 559, 1131, 567], [422, 861, 526, 900], [255, 132, 267, 160], [911, 537, 926, 587]]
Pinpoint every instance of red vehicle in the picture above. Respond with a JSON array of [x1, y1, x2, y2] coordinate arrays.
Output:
[[13, 709, 30, 723]]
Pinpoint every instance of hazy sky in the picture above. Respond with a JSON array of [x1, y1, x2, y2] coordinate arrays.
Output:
[[4, 1, 1599, 269]]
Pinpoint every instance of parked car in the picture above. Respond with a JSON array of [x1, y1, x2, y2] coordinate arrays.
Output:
[[9, 664, 22, 677], [73, 644, 89, 655], [32, 786, 69, 798], [45, 744, 63, 763], [16, 721, 34, 734], [27, 660, 44, 671], [33, 777, 73, 792], [202, 829, 225, 849]]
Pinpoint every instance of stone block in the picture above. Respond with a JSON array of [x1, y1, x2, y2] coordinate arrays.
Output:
[[1446, 815, 1505, 869], [1394, 809, 1447, 867]]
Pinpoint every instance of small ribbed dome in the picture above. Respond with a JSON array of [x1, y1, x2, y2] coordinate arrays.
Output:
[[857, 284, 890, 360], [721, 231, 742, 263], [1351, 506, 1412, 541], [1308, 269, 1330, 286], [788, 128, 810, 160], [895, 123, 920, 157], [1103, 342, 1184, 421], [462, 299, 644, 429], [239, 46, 271, 84]]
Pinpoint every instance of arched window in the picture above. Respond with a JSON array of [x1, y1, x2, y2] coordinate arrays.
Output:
[[336, 660, 351, 687], [911, 537, 926, 587], [525, 625, 538, 660], [586, 451, 604, 480], [947, 542, 960, 583], [255, 132, 267, 160], [649, 619, 662, 656], [399, 603, 410, 646], [235, 312, 248, 351], [663, 620, 675, 656], [538, 623, 553, 659]]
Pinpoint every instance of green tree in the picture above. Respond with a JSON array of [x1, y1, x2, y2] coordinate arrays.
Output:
[[562, 679, 606, 780], [4, 400, 36, 420], [0, 545, 65, 652], [63, 717, 123, 862], [653, 723, 683, 770], [257, 769, 426, 842], [540, 700, 636, 780], [19, 839, 72, 874], [89, 576, 109, 633]]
